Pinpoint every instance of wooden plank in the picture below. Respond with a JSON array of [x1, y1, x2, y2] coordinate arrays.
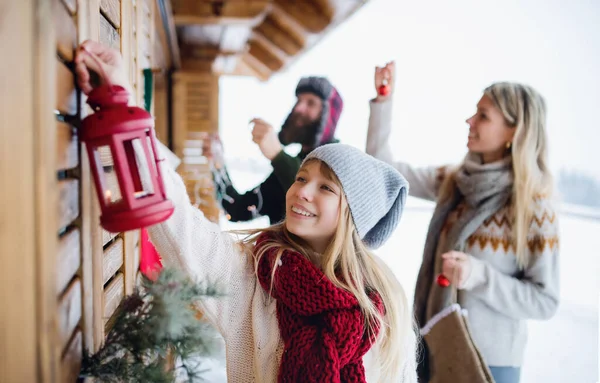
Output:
[[55, 0, 78, 61], [37, 0, 62, 380], [56, 59, 77, 115], [102, 229, 118, 246], [103, 237, 124, 285], [56, 228, 81, 295], [0, 3, 37, 381], [143, 0, 151, 18], [99, 14, 120, 51], [273, 0, 332, 34], [134, 243, 140, 273], [255, 15, 304, 56], [77, 0, 104, 353], [56, 121, 78, 170], [60, 330, 82, 383], [123, 230, 137, 295], [172, 0, 269, 25], [153, 74, 168, 142], [58, 179, 79, 230], [103, 272, 124, 322], [62, 0, 77, 15], [58, 279, 82, 352], [248, 39, 284, 72], [100, 0, 120, 28], [131, 228, 140, 247]]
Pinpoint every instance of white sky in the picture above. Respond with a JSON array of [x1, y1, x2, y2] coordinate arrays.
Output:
[[219, 0, 600, 181]]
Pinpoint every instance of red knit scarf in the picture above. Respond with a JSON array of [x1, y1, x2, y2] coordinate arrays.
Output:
[[256, 233, 382, 383]]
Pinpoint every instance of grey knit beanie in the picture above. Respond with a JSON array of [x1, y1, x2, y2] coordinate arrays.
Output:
[[303, 144, 409, 249]]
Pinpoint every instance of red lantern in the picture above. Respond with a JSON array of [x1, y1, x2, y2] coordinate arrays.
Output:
[[80, 85, 174, 232]]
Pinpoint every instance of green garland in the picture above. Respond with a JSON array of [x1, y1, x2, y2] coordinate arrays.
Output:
[[80, 268, 223, 382]]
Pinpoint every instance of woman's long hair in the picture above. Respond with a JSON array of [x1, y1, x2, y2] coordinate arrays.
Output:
[[438, 82, 553, 267]]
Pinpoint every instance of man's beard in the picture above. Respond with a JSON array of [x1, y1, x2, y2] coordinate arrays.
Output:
[[280, 112, 320, 147]]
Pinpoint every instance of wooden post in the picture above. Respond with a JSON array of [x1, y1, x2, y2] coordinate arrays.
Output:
[[77, 0, 104, 352], [0, 0, 58, 381]]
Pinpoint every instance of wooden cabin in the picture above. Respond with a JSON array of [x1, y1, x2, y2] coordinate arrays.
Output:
[[0, 0, 368, 381]]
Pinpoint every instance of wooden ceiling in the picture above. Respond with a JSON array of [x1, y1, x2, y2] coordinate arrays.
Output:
[[164, 0, 369, 80]]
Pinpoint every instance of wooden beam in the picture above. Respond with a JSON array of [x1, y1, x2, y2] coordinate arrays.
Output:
[[248, 38, 284, 72], [181, 43, 247, 59], [156, 0, 182, 70], [250, 31, 288, 62], [239, 53, 271, 81], [174, 14, 263, 26], [254, 13, 304, 57], [272, 0, 332, 34], [181, 58, 215, 72], [172, 0, 270, 19]]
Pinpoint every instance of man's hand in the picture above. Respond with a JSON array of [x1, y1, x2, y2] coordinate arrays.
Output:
[[199, 132, 224, 166], [251, 118, 283, 161]]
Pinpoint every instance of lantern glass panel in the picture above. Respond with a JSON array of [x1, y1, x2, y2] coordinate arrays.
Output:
[[125, 138, 155, 199], [93, 145, 122, 205]]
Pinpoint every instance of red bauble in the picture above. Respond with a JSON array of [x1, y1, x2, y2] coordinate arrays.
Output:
[[378, 84, 391, 96], [436, 274, 451, 288]]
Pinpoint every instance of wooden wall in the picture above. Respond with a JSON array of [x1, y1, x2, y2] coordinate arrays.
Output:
[[1, 0, 162, 381], [172, 72, 221, 223], [1, 0, 218, 380]]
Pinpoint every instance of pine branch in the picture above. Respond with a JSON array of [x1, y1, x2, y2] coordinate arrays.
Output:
[[80, 268, 224, 382]]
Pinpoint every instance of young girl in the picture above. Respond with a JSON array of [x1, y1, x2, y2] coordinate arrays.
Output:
[[75, 41, 418, 382], [368, 62, 560, 383]]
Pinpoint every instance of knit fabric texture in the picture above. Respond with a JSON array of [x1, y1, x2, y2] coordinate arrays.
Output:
[[279, 76, 344, 148], [304, 143, 409, 249], [255, 233, 382, 383]]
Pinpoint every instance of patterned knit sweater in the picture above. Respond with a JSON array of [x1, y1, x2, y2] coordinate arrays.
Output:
[[367, 100, 560, 367], [146, 143, 419, 382]]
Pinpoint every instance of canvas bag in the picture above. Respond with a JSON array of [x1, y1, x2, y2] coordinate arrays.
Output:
[[419, 268, 495, 383]]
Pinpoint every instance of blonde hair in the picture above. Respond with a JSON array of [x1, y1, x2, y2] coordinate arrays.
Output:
[[235, 159, 413, 381], [439, 82, 553, 268]]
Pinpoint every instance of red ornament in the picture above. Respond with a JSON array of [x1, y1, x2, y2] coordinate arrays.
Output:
[[378, 84, 391, 96], [80, 85, 174, 232], [140, 228, 163, 280], [436, 274, 451, 288]]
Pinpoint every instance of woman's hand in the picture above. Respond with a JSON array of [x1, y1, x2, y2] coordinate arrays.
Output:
[[74, 40, 131, 95], [374, 61, 395, 102], [441, 251, 473, 288]]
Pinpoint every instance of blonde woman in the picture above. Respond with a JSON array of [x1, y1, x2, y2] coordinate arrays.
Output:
[[367, 62, 560, 383], [75, 41, 418, 382]]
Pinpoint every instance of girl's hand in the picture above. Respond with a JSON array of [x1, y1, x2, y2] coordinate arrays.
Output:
[[374, 61, 395, 102], [74, 40, 131, 95], [441, 251, 473, 288]]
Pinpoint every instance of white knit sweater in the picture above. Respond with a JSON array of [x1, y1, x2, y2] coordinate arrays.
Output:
[[366, 100, 560, 367], [146, 144, 419, 382]]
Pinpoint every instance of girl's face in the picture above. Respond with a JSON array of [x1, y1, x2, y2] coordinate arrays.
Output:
[[285, 161, 342, 253]]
